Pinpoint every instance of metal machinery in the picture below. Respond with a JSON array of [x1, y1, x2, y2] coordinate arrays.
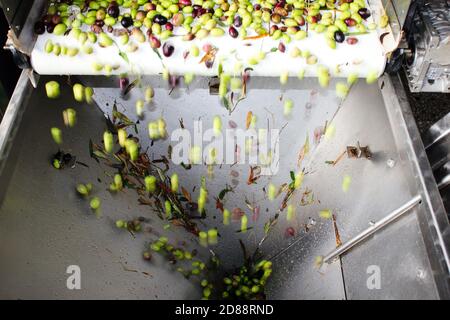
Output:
[[0, 0, 449, 299]]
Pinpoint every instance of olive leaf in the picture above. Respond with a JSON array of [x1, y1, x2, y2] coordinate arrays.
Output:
[[218, 185, 234, 200], [119, 51, 129, 63]]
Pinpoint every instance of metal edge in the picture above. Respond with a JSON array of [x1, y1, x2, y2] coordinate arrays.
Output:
[[423, 112, 450, 151], [379, 73, 450, 298], [0, 70, 33, 176]]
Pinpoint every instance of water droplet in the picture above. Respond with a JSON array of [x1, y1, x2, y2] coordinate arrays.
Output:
[[416, 268, 426, 279], [387, 158, 395, 168]]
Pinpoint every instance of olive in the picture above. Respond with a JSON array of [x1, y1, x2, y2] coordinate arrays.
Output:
[[228, 26, 238, 38], [297, 16, 306, 26], [51, 15, 62, 25], [169, 75, 179, 87], [344, 18, 356, 27], [121, 16, 133, 28], [311, 13, 322, 23], [358, 8, 371, 20], [95, 19, 105, 27], [153, 14, 168, 25], [149, 35, 161, 49], [165, 22, 174, 31], [144, 3, 156, 11], [192, 5, 201, 18], [107, 4, 120, 18], [271, 13, 281, 24], [162, 42, 174, 57], [346, 37, 358, 45], [46, 23, 55, 33], [34, 21, 46, 34], [42, 15, 53, 26], [119, 77, 129, 91], [91, 24, 103, 34], [269, 25, 278, 35], [234, 16, 242, 27], [334, 30, 345, 43]]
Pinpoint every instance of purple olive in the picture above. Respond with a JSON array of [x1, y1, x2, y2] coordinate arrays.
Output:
[[233, 16, 242, 27], [149, 35, 161, 49], [228, 26, 238, 38], [51, 15, 62, 25], [334, 30, 345, 43], [358, 8, 371, 20], [162, 42, 174, 57], [179, 0, 192, 6], [168, 75, 179, 88], [107, 4, 120, 18], [165, 22, 174, 31], [119, 77, 129, 91]]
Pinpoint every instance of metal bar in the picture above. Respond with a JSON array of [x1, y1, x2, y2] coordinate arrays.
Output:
[[324, 195, 422, 264], [423, 112, 450, 150], [0, 70, 33, 175]]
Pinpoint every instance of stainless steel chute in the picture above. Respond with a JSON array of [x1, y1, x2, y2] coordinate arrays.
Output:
[[0, 0, 449, 300]]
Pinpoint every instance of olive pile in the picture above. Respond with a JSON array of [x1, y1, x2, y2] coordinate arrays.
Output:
[[220, 260, 273, 299], [35, 0, 377, 54], [147, 236, 272, 299]]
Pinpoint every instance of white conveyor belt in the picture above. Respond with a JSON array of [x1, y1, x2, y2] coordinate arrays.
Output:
[[30, 2, 389, 77]]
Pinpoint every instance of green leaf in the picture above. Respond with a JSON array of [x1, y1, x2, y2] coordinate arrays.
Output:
[[290, 171, 295, 181], [113, 108, 135, 127], [181, 162, 192, 170], [93, 150, 108, 160], [152, 48, 163, 61], [89, 140, 96, 159], [222, 97, 231, 111], [119, 51, 129, 63], [270, 47, 278, 52], [218, 185, 233, 200]]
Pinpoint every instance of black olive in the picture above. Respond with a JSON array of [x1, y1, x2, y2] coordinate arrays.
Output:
[[334, 30, 345, 43], [107, 4, 120, 18], [34, 21, 46, 35], [46, 23, 55, 33], [121, 16, 133, 28], [358, 8, 371, 20], [153, 14, 168, 25], [42, 14, 53, 26]]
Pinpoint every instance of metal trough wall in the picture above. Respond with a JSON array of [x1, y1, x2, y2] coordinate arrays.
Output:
[[0, 73, 448, 299]]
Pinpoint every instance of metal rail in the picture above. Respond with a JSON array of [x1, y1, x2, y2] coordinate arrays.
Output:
[[324, 195, 422, 264]]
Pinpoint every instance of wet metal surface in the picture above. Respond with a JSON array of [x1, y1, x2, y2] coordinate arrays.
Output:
[[0, 74, 447, 299]]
